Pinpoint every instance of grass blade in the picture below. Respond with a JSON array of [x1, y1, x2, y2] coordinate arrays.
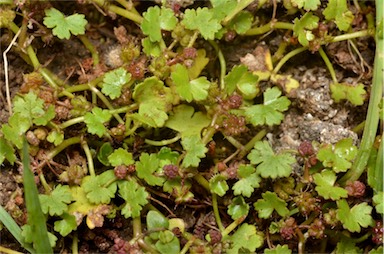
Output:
[[22, 139, 53, 253]]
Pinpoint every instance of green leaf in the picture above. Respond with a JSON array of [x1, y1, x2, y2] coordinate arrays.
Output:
[[13, 92, 55, 126], [210, 0, 237, 20], [1, 114, 30, 148], [228, 11, 254, 35], [323, 0, 354, 31], [372, 192, 383, 214], [370, 246, 384, 254], [181, 135, 208, 168], [147, 210, 169, 231], [330, 82, 366, 106], [171, 64, 211, 102], [155, 237, 180, 254], [118, 180, 149, 218], [53, 213, 77, 237], [228, 196, 249, 220], [265, 244, 292, 254], [313, 170, 348, 200], [254, 191, 290, 218], [0, 137, 16, 165], [317, 138, 358, 173], [101, 68, 132, 99], [293, 12, 319, 46], [291, 0, 321, 11], [181, 7, 222, 40], [132, 77, 174, 127], [43, 8, 87, 39], [84, 107, 112, 138], [47, 130, 64, 146], [244, 87, 290, 126], [336, 199, 373, 233], [142, 38, 162, 57], [97, 142, 113, 166], [209, 174, 229, 197], [82, 170, 117, 204], [232, 164, 261, 197], [21, 224, 57, 249], [224, 65, 259, 99], [39, 184, 73, 216], [136, 153, 165, 186], [108, 148, 134, 166], [141, 6, 177, 42], [22, 140, 52, 253], [248, 141, 295, 179], [165, 105, 211, 138], [335, 236, 362, 254], [226, 223, 263, 254]]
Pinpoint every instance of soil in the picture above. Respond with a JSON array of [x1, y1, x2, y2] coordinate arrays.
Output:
[[0, 1, 378, 253]]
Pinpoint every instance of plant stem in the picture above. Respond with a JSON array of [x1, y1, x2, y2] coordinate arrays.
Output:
[[193, 174, 210, 192], [92, 0, 143, 23], [72, 232, 79, 254], [81, 140, 95, 177], [59, 116, 84, 129], [245, 21, 294, 36], [273, 47, 308, 74], [78, 35, 99, 67], [145, 134, 181, 146], [318, 46, 338, 83], [339, 2, 383, 185], [329, 29, 373, 43], [212, 193, 224, 232], [238, 129, 267, 158], [221, 216, 246, 238], [0, 246, 24, 254], [209, 40, 226, 90], [45, 136, 82, 162], [132, 216, 142, 238]]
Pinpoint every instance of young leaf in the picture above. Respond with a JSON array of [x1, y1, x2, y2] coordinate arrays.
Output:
[[181, 7, 222, 40], [372, 192, 383, 214], [97, 142, 113, 166], [0, 137, 16, 165], [330, 82, 366, 106], [165, 104, 211, 138], [132, 77, 174, 127], [84, 107, 112, 138], [293, 12, 319, 46], [228, 11, 254, 35], [47, 130, 64, 146], [323, 0, 354, 31], [1, 114, 30, 148], [337, 199, 374, 233], [141, 6, 177, 42], [232, 164, 261, 197], [317, 138, 358, 173], [254, 191, 290, 218], [147, 210, 169, 232], [13, 92, 55, 126], [142, 38, 162, 57], [224, 65, 259, 99], [101, 68, 132, 100], [291, 0, 321, 11], [43, 8, 87, 39], [171, 64, 211, 102], [82, 170, 117, 204], [265, 244, 292, 254], [313, 170, 348, 200], [243, 87, 291, 126], [181, 135, 208, 168], [136, 153, 166, 186], [39, 184, 73, 216], [226, 223, 263, 254], [118, 180, 149, 218], [53, 213, 77, 237], [209, 174, 229, 197], [247, 141, 295, 179], [108, 148, 134, 167], [228, 196, 249, 220]]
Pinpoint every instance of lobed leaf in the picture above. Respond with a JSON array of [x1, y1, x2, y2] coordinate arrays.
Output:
[[181, 135, 208, 168], [118, 180, 149, 218], [254, 191, 289, 218], [181, 7, 222, 40]]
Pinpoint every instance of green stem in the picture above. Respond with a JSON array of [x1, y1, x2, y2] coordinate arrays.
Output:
[[132, 216, 142, 238], [59, 116, 84, 129], [352, 121, 365, 134], [225, 136, 244, 150], [318, 46, 338, 83], [45, 136, 82, 161], [81, 139, 95, 177], [339, 2, 383, 185], [187, 31, 199, 48], [212, 193, 224, 232], [88, 85, 124, 124], [193, 174, 210, 192], [145, 134, 181, 146], [329, 29, 373, 43], [92, 0, 143, 23], [245, 21, 294, 36], [72, 232, 79, 254], [78, 35, 99, 67], [238, 129, 267, 158], [209, 40, 226, 90], [273, 47, 308, 74], [221, 216, 246, 238], [222, 0, 255, 25], [39, 173, 52, 194]]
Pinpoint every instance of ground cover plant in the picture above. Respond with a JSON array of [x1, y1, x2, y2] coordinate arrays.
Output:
[[0, 0, 382, 253]]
